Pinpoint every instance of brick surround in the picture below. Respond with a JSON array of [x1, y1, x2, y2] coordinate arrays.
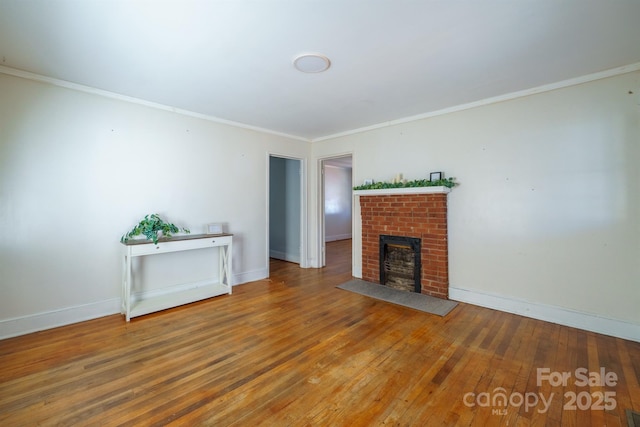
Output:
[[360, 192, 449, 299]]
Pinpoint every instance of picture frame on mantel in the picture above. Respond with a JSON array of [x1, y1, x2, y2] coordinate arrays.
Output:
[[430, 171, 443, 181]]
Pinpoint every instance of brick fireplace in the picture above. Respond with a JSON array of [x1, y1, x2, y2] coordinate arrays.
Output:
[[357, 188, 450, 299]]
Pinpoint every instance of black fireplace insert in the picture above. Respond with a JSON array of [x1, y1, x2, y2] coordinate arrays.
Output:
[[379, 235, 422, 293]]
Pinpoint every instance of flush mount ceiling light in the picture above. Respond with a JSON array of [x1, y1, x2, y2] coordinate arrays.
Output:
[[293, 53, 331, 73]]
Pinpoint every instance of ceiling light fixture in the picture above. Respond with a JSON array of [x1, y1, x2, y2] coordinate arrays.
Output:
[[293, 53, 331, 73]]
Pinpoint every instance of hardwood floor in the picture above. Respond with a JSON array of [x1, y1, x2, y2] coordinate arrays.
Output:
[[1, 239, 638, 426]]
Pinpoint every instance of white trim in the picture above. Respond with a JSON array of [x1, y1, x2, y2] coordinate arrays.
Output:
[[0, 65, 307, 143], [352, 194, 362, 278], [449, 286, 640, 343], [233, 268, 268, 286], [0, 268, 267, 339], [313, 62, 640, 142], [318, 159, 326, 268], [299, 157, 309, 268], [353, 186, 451, 196], [4, 62, 638, 144], [0, 298, 120, 340]]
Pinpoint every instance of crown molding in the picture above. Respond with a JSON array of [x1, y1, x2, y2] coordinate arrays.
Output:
[[313, 62, 640, 142], [3, 61, 639, 144], [0, 65, 309, 143]]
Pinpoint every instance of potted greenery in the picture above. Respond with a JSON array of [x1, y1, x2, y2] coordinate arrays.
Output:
[[121, 213, 190, 245]]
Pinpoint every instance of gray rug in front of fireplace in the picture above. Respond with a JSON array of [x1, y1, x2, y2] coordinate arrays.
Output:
[[337, 279, 457, 316]]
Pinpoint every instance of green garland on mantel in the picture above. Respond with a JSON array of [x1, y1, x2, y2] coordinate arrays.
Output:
[[353, 177, 458, 191]]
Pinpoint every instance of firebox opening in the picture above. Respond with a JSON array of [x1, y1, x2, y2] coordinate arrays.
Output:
[[379, 235, 421, 293]]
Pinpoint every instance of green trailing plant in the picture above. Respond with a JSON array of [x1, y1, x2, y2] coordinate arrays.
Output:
[[121, 214, 190, 245], [353, 177, 458, 191]]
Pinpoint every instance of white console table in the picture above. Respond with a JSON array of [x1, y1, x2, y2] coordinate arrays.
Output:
[[121, 233, 232, 321]]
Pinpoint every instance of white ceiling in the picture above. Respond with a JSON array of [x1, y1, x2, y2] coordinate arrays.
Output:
[[1, 0, 640, 141]]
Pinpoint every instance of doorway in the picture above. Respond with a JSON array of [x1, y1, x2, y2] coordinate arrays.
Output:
[[268, 155, 304, 267], [320, 155, 353, 267]]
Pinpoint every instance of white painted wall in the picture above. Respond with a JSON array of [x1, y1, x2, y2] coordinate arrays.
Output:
[[311, 71, 640, 340], [0, 73, 309, 337], [324, 165, 352, 241], [2, 67, 638, 342]]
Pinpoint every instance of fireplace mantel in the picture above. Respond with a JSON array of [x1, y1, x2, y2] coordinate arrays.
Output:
[[353, 186, 451, 197]]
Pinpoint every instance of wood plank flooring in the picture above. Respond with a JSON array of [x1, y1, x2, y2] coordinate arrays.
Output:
[[1, 239, 639, 426]]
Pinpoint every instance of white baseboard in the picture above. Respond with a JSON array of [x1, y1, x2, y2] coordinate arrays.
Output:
[[0, 298, 121, 340], [269, 250, 300, 264], [233, 267, 268, 285], [0, 268, 270, 340], [449, 286, 640, 343], [325, 233, 352, 242]]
